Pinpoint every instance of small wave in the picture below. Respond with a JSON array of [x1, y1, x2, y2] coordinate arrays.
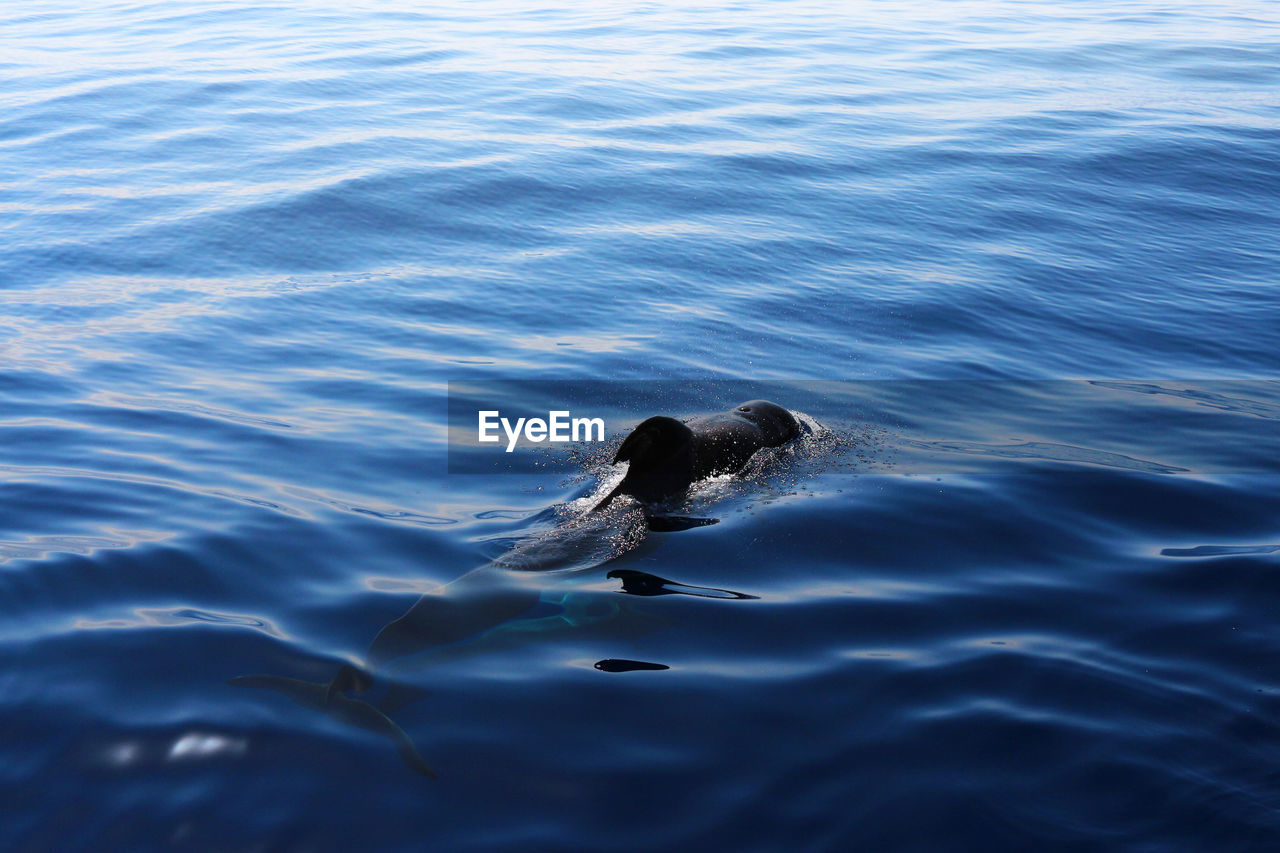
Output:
[[0, 529, 167, 563], [474, 509, 541, 520], [1090, 380, 1280, 421], [0, 463, 309, 518], [74, 607, 283, 637], [282, 486, 457, 526], [490, 500, 649, 572], [88, 392, 299, 431], [1160, 544, 1280, 558], [898, 438, 1188, 474]]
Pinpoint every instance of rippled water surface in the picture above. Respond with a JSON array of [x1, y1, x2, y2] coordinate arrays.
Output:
[[3, 1, 1280, 850]]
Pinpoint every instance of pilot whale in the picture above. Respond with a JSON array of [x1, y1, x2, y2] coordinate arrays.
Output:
[[234, 400, 802, 777], [594, 400, 799, 511], [229, 673, 435, 777], [360, 400, 799, 675]]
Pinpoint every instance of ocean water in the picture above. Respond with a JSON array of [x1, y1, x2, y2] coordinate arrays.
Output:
[[3, 0, 1280, 849]]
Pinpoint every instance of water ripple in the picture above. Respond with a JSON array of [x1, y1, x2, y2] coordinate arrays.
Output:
[[72, 607, 283, 638], [3, 0, 1279, 849]]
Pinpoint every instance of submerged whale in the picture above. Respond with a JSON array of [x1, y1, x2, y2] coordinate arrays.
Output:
[[229, 673, 435, 777], [594, 400, 799, 511], [364, 400, 800, 675], [234, 400, 802, 777]]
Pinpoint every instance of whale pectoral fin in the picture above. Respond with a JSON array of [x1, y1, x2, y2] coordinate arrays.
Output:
[[325, 663, 373, 705], [645, 515, 719, 532]]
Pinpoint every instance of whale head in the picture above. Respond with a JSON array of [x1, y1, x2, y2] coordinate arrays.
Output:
[[730, 400, 798, 444]]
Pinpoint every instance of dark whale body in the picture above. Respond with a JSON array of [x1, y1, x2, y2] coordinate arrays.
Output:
[[595, 400, 798, 510], [234, 401, 796, 778]]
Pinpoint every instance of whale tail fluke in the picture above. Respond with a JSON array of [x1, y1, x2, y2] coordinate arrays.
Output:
[[229, 672, 437, 779], [393, 735, 437, 778], [325, 662, 373, 704]]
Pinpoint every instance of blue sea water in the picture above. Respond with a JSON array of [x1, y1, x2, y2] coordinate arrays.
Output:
[[3, 0, 1280, 849]]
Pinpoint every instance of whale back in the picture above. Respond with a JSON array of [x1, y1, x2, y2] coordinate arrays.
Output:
[[688, 400, 799, 478], [596, 402, 797, 510]]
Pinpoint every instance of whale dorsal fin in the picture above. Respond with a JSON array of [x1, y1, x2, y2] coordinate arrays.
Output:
[[612, 415, 687, 464]]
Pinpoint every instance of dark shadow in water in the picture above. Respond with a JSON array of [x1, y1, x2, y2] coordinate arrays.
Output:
[[231, 533, 759, 776], [646, 515, 720, 532], [594, 659, 670, 672], [1161, 543, 1280, 557], [607, 568, 759, 600], [232, 404, 811, 778], [228, 674, 435, 778]]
